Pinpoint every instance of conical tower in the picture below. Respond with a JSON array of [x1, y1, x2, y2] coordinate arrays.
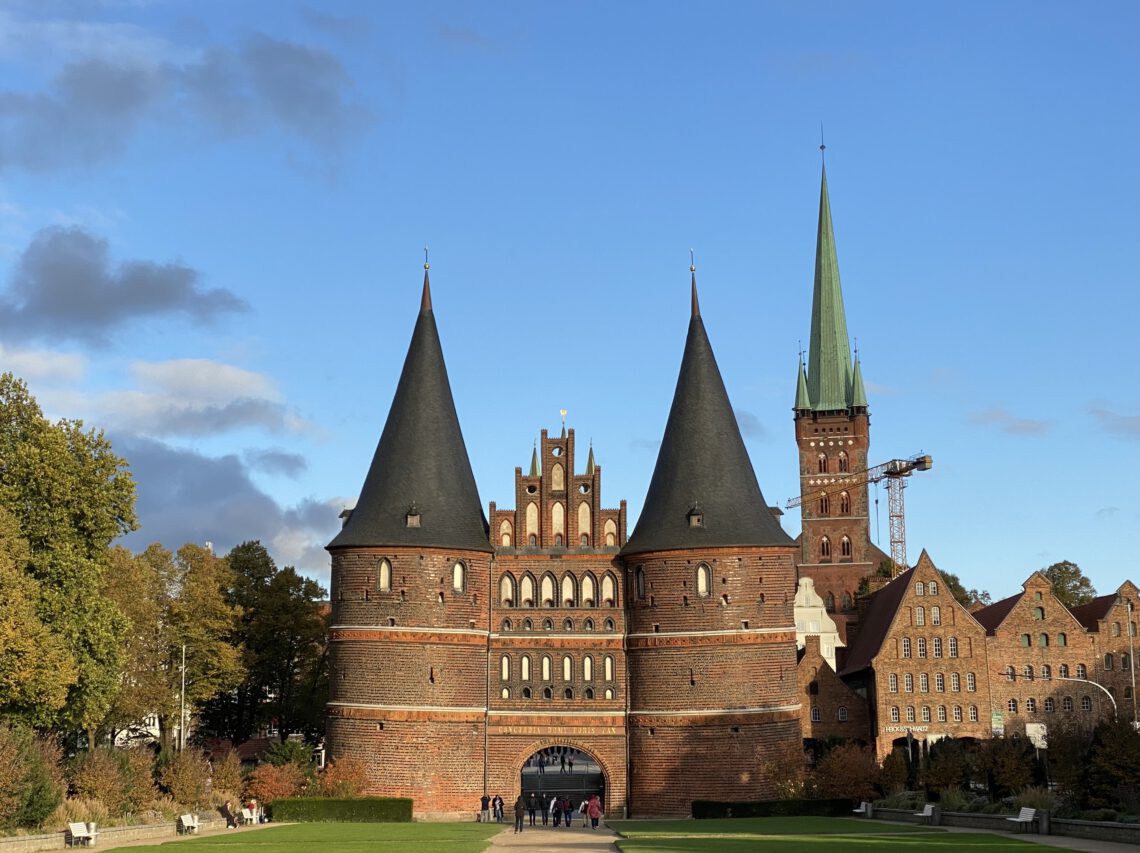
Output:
[[793, 160, 884, 615], [622, 270, 800, 814], [326, 264, 492, 817]]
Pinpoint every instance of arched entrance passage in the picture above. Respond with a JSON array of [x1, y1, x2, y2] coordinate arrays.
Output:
[[517, 742, 609, 817]]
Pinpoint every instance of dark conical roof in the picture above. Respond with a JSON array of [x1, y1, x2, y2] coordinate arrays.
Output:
[[622, 280, 792, 556], [328, 270, 490, 552]]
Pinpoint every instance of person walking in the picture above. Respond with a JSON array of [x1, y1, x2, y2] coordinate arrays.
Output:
[[550, 793, 561, 827], [588, 794, 602, 830], [562, 796, 574, 827], [492, 794, 504, 823], [538, 754, 545, 774], [480, 794, 490, 823], [526, 792, 537, 826], [540, 793, 550, 826], [568, 755, 575, 774], [578, 798, 589, 827], [513, 795, 526, 834], [559, 752, 567, 774]]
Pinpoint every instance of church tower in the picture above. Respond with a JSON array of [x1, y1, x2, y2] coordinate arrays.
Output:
[[622, 271, 801, 815], [325, 265, 492, 817], [794, 162, 886, 615]]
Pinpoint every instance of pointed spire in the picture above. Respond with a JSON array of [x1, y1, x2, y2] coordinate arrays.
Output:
[[560, 408, 567, 438], [329, 266, 490, 552], [795, 355, 811, 410], [528, 441, 540, 477], [690, 249, 700, 317], [806, 162, 855, 410], [421, 246, 432, 312], [585, 443, 596, 476], [623, 276, 792, 556], [851, 356, 868, 409]]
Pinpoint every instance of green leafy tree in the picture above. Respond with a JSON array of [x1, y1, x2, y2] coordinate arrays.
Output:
[[1041, 560, 1097, 608], [0, 374, 136, 734], [0, 508, 77, 725], [940, 570, 991, 609], [0, 723, 65, 830]]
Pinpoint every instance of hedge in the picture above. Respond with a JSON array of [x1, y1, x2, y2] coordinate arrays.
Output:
[[692, 798, 855, 819], [269, 797, 413, 822]]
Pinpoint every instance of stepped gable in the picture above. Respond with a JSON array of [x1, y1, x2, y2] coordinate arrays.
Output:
[[328, 269, 490, 552], [622, 274, 792, 556]]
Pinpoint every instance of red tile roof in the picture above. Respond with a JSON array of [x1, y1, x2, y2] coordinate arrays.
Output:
[[971, 592, 1024, 635], [1068, 594, 1117, 632], [840, 567, 914, 675]]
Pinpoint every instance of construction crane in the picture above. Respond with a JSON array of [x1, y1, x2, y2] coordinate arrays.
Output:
[[786, 453, 933, 575]]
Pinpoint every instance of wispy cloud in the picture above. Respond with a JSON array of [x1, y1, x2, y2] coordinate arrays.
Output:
[[1095, 507, 1119, 519], [0, 342, 86, 381], [735, 408, 768, 440], [969, 407, 1051, 436], [1089, 404, 1140, 437]]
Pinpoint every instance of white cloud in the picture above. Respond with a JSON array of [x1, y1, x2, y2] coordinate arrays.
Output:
[[130, 358, 280, 403], [0, 342, 86, 381]]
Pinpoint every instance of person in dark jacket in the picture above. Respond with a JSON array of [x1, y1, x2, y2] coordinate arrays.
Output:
[[480, 794, 490, 823], [526, 792, 538, 826], [492, 794, 504, 823], [513, 795, 526, 833], [540, 792, 550, 825]]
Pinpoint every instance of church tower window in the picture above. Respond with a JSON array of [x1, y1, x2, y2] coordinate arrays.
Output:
[[452, 561, 466, 593], [499, 573, 515, 607], [820, 537, 831, 560], [817, 453, 828, 473], [839, 491, 850, 514], [696, 563, 711, 597], [499, 519, 512, 547], [378, 559, 391, 592], [838, 451, 849, 472]]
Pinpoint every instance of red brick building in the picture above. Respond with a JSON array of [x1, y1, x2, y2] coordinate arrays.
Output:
[[326, 263, 801, 818]]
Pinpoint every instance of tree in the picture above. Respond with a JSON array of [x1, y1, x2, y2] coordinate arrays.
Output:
[[0, 508, 76, 725], [201, 542, 327, 744], [1041, 560, 1097, 608], [0, 374, 136, 734], [810, 742, 878, 801], [940, 570, 991, 609]]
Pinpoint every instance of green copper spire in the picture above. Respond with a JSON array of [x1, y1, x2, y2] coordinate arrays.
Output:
[[851, 356, 867, 409], [585, 444, 596, 476], [794, 357, 811, 410], [806, 164, 854, 410], [528, 442, 540, 477]]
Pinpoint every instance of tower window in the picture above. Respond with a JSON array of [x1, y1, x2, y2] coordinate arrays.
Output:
[[635, 567, 646, 600], [839, 491, 850, 514], [378, 558, 391, 592], [696, 563, 711, 598], [817, 453, 828, 473], [452, 561, 466, 593], [818, 495, 830, 515], [810, 707, 821, 722], [820, 537, 831, 560], [838, 451, 849, 472]]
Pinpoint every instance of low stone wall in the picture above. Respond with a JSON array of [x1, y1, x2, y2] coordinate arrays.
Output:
[[0, 817, 228, 852], [1052, 818, 1140, 845], [942, 811, 1039, 833], [873, 807, 936, 826]]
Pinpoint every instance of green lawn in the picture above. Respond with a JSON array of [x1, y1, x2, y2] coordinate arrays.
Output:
[[116, 822, 502, 853], [609, 817, 1079, 852]]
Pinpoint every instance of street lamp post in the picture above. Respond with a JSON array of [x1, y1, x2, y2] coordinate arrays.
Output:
[[1051, 675, 1117, 721]]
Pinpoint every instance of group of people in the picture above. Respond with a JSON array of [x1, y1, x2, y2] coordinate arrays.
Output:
[[525, 745, 582, 775], [514, 792, 604, 833]]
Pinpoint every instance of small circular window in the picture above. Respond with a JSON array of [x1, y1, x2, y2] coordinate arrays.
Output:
[[551, 447, 563, 457], [579, 484, 590, 494], [526, 485, 537, 494]]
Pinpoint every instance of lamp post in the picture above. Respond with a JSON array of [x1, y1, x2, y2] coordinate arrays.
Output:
[[1052, 675, 1117, 721]]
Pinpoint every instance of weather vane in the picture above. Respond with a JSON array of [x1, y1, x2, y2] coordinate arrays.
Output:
[[560, 408, 567, 429], [424, 245, 430, 269], [690, 248, 695, 272]]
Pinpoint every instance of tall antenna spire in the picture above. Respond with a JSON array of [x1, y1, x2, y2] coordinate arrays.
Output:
[[420, 245, 432, 312], [690, 249, 700, 318], [820, 122, 826, 165]]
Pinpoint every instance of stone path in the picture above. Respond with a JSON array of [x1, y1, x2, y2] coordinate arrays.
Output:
[[486, 823, 619, 852]]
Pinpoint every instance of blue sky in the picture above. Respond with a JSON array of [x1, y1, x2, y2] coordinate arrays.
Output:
[[0, 1, 1136, 600]]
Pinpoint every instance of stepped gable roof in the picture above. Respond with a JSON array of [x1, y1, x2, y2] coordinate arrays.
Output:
[[328, 269, 490, 552], [972, 592, 1023, 636], [621, 275, 792, 556], [840, 566, 914, 675], [1069, 594, 1117, 632]]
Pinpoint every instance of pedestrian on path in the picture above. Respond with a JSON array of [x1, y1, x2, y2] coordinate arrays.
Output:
[[550, 794, 561, 827], [526, 791, 537, 826], [562, 796, 573, 827], [540, 793, 549, 826], [513, 795, 525, 833], [559, 752, 567, 773], [588, 794, 602, 830], [492, 794, 504, 823]]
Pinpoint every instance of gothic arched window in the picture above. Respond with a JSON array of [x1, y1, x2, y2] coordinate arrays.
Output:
[[838, 451, 849, 472]]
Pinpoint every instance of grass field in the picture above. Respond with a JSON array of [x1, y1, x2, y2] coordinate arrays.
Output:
[[115, 822, 502, 853], [608, 817, 1079, 852]]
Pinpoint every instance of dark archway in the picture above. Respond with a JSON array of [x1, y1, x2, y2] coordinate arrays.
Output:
[[519, 745, 606, 816]]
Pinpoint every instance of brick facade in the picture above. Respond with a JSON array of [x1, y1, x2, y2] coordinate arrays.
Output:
[[798, 635, 869, 744]]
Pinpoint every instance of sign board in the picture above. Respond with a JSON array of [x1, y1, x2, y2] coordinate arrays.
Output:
[[991, 711, 1004, 737], [1025, 722, 1047, 749]]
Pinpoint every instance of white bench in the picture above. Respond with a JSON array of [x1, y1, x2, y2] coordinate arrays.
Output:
[[1007, 807, 1037, 832], [913, 804, 934, 824], [852, 801, 870, 816], [66, 822, 96, 847], [241, 807, 256, 826], [178, 814, 199, 834]]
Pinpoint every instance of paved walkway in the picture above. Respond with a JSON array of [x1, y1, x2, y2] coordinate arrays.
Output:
[[487, 823, 618, 852], [873, 819, 1138, 853]]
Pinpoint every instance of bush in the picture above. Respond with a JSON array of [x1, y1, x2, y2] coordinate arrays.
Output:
[[936, 787, 969, 811], [210, 750, 243, 801], [70, 749, 128, 815], [122, 749, 157, 813], [810, 743, 878, 801], [1014, 785, 1058, 812], [1078, 808, 1119, 822], [692, 798, 854, 819], [316, 757, 368, 798], [0, 724, 65, 830], [873, 791, 922, 810], [158, 750, 210, 808], [270, 797, 411, 822], [245, 762, 306, 804], [45, 796, 110, 833]]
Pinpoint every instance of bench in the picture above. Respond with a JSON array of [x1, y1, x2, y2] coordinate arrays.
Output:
[[852, 801, 870, 816], [241, 808, 256, 826], [1006, 807, 1037, 832], [178, 814, 199, 834], [66, 822, 97, 847], [913, 804, 934, 824]]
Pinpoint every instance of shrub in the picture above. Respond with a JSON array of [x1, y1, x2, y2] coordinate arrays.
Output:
[[265, 740, 313, 769], [936, 787, 969, 811], [1014, 785, 1058, 812], [122, 749, 157, 813], [158, 750, 210, 808], [874, 791, 923, 810], [270, 797, 412, 822], [692, 799, 854, 819], [210, 750, 243, 801], [45, 796, 111, 833], [1078, 808, 1119, 822], [70, 749, 129, 815], [245, 762, 306, 804], [0, 724, 66, 830], [317, 757, 368, 798], [756, 740, 809, 799], [810, 743, 878, 802]]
